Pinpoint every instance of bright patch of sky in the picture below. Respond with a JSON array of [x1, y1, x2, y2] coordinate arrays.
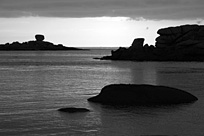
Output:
[[0, 0, 203, 47]]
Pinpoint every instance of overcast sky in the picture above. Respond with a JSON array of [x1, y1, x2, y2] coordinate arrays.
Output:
[[0, 0, 203, 47], [1, 0, 204, 20]]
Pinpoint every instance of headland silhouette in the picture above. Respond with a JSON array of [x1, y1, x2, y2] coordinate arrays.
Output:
[[100, 24, 204, 61], [0, 34, 85, 51]]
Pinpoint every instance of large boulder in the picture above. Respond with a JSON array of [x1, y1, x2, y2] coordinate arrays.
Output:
[[88, 84, 198, 105]]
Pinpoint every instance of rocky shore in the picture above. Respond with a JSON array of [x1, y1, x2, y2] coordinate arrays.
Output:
[[100, 24, 204, 61], [0, 34, 85, 51]]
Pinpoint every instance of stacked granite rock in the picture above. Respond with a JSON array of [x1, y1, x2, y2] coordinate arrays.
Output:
[[155, 24, 204, 61]]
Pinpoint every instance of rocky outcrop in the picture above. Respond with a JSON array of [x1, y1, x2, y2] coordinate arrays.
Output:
[[88, 84, 198, 105], [101, 38, 155, 61], [155, 24, 204, 61], [0, 34, 85, 51], [100, 24, 204, 61], [58, 107, 90, 113]]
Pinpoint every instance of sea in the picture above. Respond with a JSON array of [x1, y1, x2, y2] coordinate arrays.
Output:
[[0, 49, 204, 136]]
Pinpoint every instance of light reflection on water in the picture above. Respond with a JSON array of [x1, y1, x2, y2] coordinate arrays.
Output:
[[0, 50, 204, 136]]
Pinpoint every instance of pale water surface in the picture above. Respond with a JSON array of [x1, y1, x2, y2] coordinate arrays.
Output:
[[0, 50, 204, 136]]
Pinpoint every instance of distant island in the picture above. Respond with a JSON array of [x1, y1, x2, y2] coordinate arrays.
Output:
[[100, 24, 204, 61], [0, 34, 85, 51]]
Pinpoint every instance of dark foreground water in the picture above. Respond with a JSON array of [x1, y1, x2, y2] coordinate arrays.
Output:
[[0, 50, 204, 136]]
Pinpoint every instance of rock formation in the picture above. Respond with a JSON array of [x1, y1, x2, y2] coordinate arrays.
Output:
[[101, 38, 156, 61], [0, 34, 85, 51], [88, 84, 198, 105], [100, 24, 204, 61], [58, 107, 90, 113], [155, 24, 204, 61]]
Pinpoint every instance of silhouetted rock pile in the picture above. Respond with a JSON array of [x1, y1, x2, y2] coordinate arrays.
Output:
[[88, 84, 198, 105], [0, 34, 84, 51], [101, 24, 204, 61]]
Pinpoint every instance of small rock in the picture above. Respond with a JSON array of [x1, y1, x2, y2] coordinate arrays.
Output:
[[58, 107, 90, 113]]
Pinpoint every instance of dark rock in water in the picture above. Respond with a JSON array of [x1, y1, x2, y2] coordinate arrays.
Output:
[[58, 107, 90, 113], [35, 34, 45, 41], [100, 24, 204, 61], [88, 84, 198, 105]]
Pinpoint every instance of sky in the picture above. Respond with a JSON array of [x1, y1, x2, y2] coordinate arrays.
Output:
[[0, 0, 204, 47]]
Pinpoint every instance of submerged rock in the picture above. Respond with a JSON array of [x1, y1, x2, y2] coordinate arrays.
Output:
[[58, 107, 90, 113], [88, 84, 198, 105]]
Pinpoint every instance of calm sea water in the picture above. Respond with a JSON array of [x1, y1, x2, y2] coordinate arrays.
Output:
[[0, 49, 204, 136]]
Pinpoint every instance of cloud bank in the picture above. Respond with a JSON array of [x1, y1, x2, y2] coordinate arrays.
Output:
[[0, 0, 204, 20]]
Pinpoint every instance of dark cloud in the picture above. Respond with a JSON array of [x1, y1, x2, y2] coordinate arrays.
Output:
[[0, 0, 204, 19]]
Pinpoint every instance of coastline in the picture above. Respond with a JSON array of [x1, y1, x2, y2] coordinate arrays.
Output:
[[0, 34, 87, 51], [98, 24, 204, 62]]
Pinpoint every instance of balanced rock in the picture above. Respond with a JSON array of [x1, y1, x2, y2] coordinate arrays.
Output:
[[35, 34, 45, 41], [88, 84, 198, 105], [58, 107, 90, 113]]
